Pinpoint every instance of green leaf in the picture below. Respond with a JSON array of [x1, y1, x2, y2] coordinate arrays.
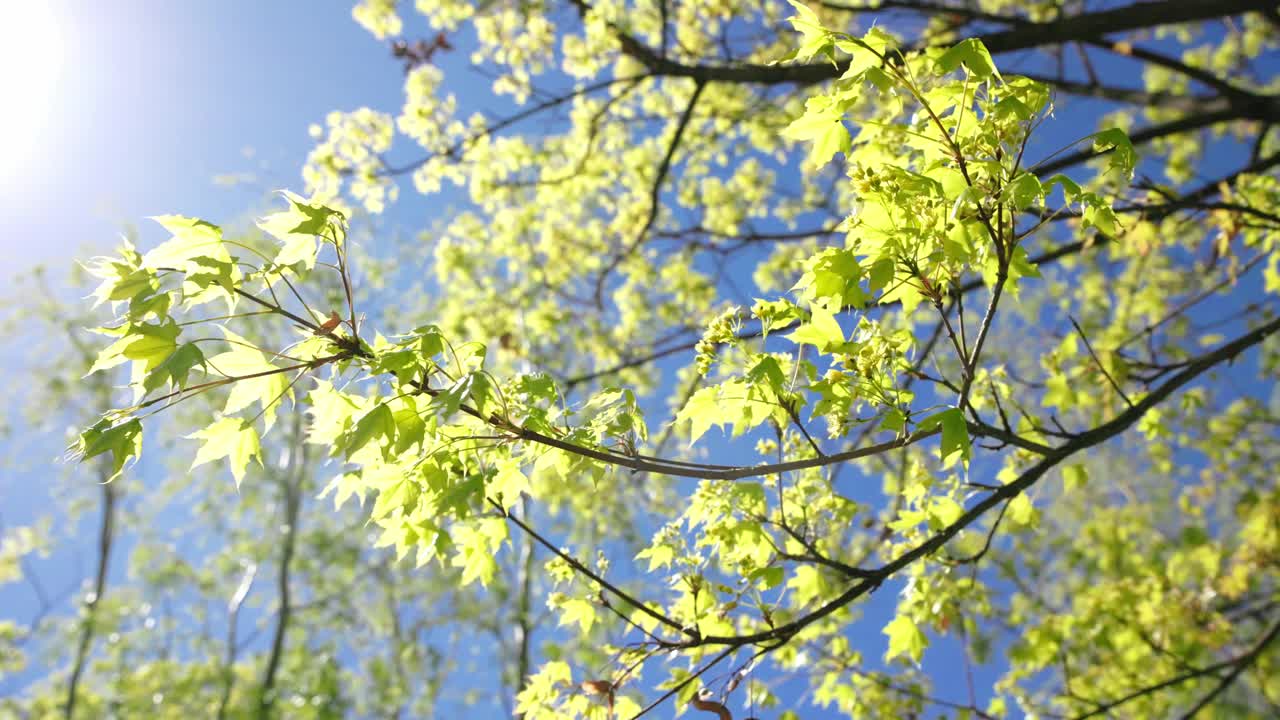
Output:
[[834, 28, 894, 81], [86, 334, 135, 377], [557, 596, 598, 634], [260, 189, 344, 234], [746, 355, 787, 395], [788, 306, 844, 352], [940, 409, 970, 462], [128, 288, 171, 321], [440, 475, 485, 518], [794, 248, 866, 309], [346, 403, 396, 458], [677, 385, 725, 444], [370, 475, 415, 523], [782, 104, 851, 167], [1180, 525, 1209, 547], [880, 407, 907, 432], [188, 417, 262, 488], [921, 407, 969, 462], [1007, 246, 1041, 282], [275, 234, 320, 269], [450, 517, 506, 586], [751, 566, 785, 589], [752, 299, 804, 338], [431, 373, 475, 420], [105, 267, 159, 304], [287, 199, 345, 236], [468, 372, 502, 419], [258, 192, 344, 269], [928, 496, 964, 529], [1044, 173, 1082, 203], [1003, 76, 1051, 115], [319, 472, 367, 511], [868, 257, 896, 293], [78, 419, 143, 481], [863, 66, 894, 92], [1093, 127, 1137, 180], [1006, 493, 1037, 528], [144, 216, 227, 269], [1003, 172, 1043, 210], [413, 324, 447, 359], [884, 615, 929, 663], [936, 38, 999, 79], [1082, 201, 1119, 236], [491, 458, 531, 510], [1043, 373, 1077, 410], [785, 0, 835, 64], [391, 396, 426, 453], [1062, 464, 1088, 493], [182, 255, 239, 310], [86, 321, 182, 378], [637, 543, 676, 571], [992, 96, 1034, 121], [208, 328, 290, 429], [143, 342, 206, 394], [121, 320, 181, 373]]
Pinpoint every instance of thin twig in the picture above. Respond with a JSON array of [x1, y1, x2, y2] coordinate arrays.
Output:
[[1069, 316, 1134, 408]]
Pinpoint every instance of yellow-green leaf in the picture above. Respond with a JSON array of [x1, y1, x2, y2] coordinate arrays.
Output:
[[188, 417, 262, 488], [884, 615, 928, 663]]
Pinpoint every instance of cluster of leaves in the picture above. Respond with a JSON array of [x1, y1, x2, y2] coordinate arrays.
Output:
[[5, 257, 537, 718], [8, 0, 1280, 718]]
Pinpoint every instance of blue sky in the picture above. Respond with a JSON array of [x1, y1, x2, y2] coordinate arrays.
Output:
[[1, 0, 408, 272]]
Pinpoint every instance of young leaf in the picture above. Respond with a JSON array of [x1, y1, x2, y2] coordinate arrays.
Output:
[[1062, 463, 1088, 493], [884, 614, 929, 663], [430, 373, 475, 420], [258, 191, 338, 269], [788, 306, 845, 352], [920, 407, 970, 462], [936, 38, 1000, 79], [677, 385, 725, 444], [346, 403, 396, 458], [143, 216, 227, 269], [207, 328, 290, 429], [77, 419, 143, 481], [491, 458, 531, 510], [188, 417, 262, 488], [1003, 172, 1044, 210], [785, 0, 834, 64], [1092, 128, 1137, 180], [880, 407, 907, 432], [1006, 493, 1037, 528], [782, 102, 851, 167], [143, 342, 206, 394], [120, 320, 181, 372]]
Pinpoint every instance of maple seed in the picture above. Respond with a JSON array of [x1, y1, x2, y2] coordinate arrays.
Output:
[[691, 691, 732, 719], [580, 680, 613, 695], [317, 311, 342, 336]]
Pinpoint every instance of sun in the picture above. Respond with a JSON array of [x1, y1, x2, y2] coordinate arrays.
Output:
[[0, 2, 63, 173]]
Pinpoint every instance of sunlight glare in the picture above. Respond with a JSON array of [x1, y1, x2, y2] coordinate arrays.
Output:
[[0, 2, 63, 174]]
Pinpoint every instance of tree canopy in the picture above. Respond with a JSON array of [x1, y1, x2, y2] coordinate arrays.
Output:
[[5, 1, 1280, 718]]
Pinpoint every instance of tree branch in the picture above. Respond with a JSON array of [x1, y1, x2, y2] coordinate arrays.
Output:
[[594, 79, 706, 307], [257, 410, 307, 716], [580, 0, 1274, 88], [673, 314, 1280, 650]]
